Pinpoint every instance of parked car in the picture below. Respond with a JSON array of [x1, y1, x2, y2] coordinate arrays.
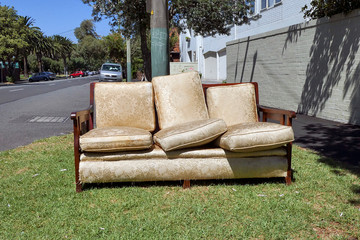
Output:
[[45, 72, 56, 80], [99, 63, 123, 82], [28, 72, 56, 82], [69, 71, 85, 78]]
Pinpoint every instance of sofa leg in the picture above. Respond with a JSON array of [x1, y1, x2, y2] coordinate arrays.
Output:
[[76, 182, 83, 193], [183, 180, 191, 189], [285, 170, 292, 185]]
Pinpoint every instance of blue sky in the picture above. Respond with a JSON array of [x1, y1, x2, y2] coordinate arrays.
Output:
[[1, 0, 113, 43]]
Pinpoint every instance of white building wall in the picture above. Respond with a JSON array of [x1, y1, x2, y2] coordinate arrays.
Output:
[[204, 52, 217, 79], [179, 0, 311, 80]]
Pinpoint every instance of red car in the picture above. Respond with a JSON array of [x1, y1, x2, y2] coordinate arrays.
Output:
[[69, 71, 85, 78]]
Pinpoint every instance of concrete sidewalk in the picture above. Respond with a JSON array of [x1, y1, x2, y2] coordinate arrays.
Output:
[[292, 114, 360, 176], [0, 80, 28, 86]]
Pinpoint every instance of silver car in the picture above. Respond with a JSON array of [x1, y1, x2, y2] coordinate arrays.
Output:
[[99, 63, 123, 82]]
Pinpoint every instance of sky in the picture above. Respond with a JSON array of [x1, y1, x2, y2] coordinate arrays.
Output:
[[1, 0, 113, 43]]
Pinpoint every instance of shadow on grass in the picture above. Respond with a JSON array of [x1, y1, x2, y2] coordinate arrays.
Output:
[[81, 177, 290, 191], [294, 120, 360, 206]]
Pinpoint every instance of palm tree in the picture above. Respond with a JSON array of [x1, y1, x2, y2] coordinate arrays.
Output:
[[52, 35, 74, 76], [32, 30, 52, 72], [19, 16, 39, 77]]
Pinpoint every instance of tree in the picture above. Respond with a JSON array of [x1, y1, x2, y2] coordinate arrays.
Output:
[[82, 0, 251, 80], [0, 5, 29, 81], [302, 0, 360, 19], [74, 19, 99, 42], [52, 35, 74, 75], [171, 0, 251, 36], [76, 35, 107, 70], [18, 16, 40, 77], [103, 32, 126, 66], [31, 30, 52, 72]]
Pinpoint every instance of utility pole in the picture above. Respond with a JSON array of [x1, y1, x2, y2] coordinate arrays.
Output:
[[126, 38, 131, 82], [148, 0, 169, 78]]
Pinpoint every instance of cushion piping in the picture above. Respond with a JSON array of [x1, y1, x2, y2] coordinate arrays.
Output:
[[223, 140, 293, 151], [222, 127, 293, 140]]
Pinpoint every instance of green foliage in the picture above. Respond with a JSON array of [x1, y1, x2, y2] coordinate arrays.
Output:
[[68, 57, 87, 72], [0, 5, 29, 80], [171, 0, 250, 36], [103, 32, 126, 66], [42, 57, 63, 74], [75, 35, 107, 70], [74, 19, 99, 42], [302, 0, 360, 19], [0, 5, 29, 62], [51, 35, 74, 74]]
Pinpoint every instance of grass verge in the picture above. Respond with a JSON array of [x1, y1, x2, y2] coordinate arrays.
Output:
[[0, 135, 359, 239]]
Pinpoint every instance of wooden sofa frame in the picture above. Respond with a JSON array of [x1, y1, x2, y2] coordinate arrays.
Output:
[[71, 82, 296, 192]]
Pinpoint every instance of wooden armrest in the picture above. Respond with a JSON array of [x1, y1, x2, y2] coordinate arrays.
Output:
[[71, 105, 93, 193], [71, 105, 94, 136], [258, 105, 296, 126]]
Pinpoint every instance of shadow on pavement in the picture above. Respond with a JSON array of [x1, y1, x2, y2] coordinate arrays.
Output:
[[293, 114, 360, 177]]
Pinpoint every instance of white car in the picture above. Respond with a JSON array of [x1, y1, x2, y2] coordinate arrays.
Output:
[[99, 63, 123, 82]]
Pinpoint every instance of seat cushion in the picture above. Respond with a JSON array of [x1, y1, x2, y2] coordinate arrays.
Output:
[[95, 82, 156, 132], [217, 122, 294, 152], [206, 83, 258, 126], [154, 119, 227, 151], [152, 72, 209, 129], [80, 126, 153, 152]]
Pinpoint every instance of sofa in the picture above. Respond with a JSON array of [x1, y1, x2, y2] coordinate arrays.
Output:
[[71, 72, 296, 192]]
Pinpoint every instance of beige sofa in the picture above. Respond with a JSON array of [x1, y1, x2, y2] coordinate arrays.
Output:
[[71, 72, 296, 192]]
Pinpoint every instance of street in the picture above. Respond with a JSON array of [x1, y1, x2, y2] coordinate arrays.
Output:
[[0, 76, 98, 151]]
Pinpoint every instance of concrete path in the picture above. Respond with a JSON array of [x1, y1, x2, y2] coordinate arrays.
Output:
[[293, 114, 360, 176]]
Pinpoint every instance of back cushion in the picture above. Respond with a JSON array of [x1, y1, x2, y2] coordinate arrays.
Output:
[[152, 72, 209, 129], [95, 82, 156, 131], [206, 83, 258, 126]]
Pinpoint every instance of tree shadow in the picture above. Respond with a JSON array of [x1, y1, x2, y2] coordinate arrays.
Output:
[[294, 118, 360, 177], [282, 24, 303, 54], [297, 16, 360, 125]]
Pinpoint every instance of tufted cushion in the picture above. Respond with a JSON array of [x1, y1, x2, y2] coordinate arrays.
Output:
[[217, 122, 294, 152], [154, 119, 227, 151], [80, 126, 153, 152], [206, 83, 258, 126], [95, 82, 156, 132], [152, 72, 209, 129]]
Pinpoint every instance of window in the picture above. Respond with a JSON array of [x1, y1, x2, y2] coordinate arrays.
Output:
[[261, 0, 281, 10]]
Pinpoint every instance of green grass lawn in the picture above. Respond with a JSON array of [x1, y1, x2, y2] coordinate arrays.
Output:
[[0, 135, 359, 239]]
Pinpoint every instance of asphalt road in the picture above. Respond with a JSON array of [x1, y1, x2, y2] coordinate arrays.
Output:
[[0, 76, 98, 151]]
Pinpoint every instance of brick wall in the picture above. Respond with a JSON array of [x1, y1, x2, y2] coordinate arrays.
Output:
[[226, 10, 360, 125]]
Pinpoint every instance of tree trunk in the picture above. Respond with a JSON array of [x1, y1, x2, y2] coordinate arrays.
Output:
[[36, 52, 43, 72], [63, 57, 68, 76], [139, 24, 151, 81], [23, 56, 29, 78]]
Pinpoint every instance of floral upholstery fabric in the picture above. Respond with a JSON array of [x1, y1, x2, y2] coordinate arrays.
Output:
[[217, 122, 294, 152], [153, 119, 227, 151], [80, 145, 287, 161], [79, 156, 288, 183], [80, 126, 153, 152], [95, 82, 156, 132], [152, 72, 209, 129], [206, 83, 258, 126]]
